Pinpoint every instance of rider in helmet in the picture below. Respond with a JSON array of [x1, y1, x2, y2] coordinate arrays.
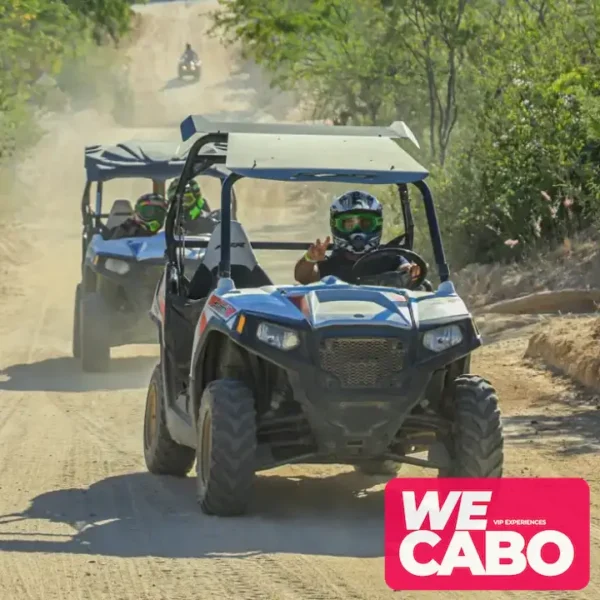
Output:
[[182, 43, 199, 62], [294, 190, 420, 285], [294, 190, 419, 477], [106, 193, 167, 240], [167, 177, 214, 235]]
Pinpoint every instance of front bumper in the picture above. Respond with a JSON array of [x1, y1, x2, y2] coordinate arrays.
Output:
[[207, 316, 480, 461]]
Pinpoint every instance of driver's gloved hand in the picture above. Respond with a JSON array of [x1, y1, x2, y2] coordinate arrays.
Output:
[[397, 262, 421, 283]]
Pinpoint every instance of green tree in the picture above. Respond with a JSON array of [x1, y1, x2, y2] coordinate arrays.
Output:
[[213, 0, 600, 265], [62, 0, 138, 43], [438, 0, 600, 264], [0, 0, 139, 161]]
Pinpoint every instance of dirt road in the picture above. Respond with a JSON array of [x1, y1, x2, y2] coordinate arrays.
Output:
[[0, 1, 598, 598]]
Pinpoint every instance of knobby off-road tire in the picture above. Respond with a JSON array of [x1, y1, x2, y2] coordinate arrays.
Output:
[[441, 375, 504, 477], [196, 379, 257, 516], [72, 284, 82, 359], [144, 364, 195, 476], [80, 292, 111, 372]]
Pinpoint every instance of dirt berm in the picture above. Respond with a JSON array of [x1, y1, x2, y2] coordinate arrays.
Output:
[[478, 289, 600, 315], [526, 316, 600, 391]]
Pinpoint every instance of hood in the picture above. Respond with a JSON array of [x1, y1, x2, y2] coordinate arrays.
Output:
[[220, 277, 470, 331], [293, 285, 413, 329], [89, 231, 205, 263], [221, 278, 413, 330]]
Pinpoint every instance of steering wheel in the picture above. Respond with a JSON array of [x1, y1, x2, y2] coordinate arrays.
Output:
[[384, 233, 407, 248], [352, 247, 429, 290]]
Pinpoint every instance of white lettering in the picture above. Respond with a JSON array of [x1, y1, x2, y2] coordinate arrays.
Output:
[[398, 531, 575, 576], [402, 491, 462, 531], [527, 531, 574, 577], [399, 531, 441, 576], [485, 531, 527, 575], [455, 491, 491, 530], [438, 531, 485, 575]]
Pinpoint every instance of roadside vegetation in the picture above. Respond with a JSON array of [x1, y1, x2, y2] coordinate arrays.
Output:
[[212, 0, 600, 268], [0, 0, 140, 167]]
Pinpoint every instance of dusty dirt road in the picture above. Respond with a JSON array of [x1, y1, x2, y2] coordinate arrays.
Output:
[[0, 1, 598, 598]]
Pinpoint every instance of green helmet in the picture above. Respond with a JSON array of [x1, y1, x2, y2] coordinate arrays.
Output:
[[167, 177, 205, 219], [133, 193, 167, 233]]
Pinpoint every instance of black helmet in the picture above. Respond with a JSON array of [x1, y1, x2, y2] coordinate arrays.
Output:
[[329, 190, 383, 254], [133, 193, 167, 233]]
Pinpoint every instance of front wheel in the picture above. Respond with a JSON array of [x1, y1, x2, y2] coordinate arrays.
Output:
[[196, 379, 257, 516], [440, 375, 504, 477]]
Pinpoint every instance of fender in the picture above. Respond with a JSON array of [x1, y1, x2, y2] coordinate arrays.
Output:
[[189, 291, 241, 409]]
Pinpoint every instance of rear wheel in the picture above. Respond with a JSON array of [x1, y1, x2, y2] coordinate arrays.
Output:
[[196, 379, 257, 516], [440, 375, 504, 477], [80, 292, 111, 372], [144, 364, 195, 475], [72, 284, 82, 359]]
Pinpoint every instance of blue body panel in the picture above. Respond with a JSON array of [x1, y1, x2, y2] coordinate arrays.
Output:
[[86, 231, 204, 263], [204, 276, 417, 332], [198, 276, 466, 336]]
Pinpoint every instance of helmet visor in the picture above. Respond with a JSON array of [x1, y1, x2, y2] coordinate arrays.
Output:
[[182, 190, 204, 209], [333, 212, 383, 234], [136, 201, 166, 229]]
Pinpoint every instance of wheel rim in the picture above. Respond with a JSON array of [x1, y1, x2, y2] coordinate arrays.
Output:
[[199, 410, 212, 487], [144, 382, 158, 449]]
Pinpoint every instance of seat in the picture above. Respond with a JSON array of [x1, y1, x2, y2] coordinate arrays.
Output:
[[187, 220, 273, 300], [106, 199, 134, 229]]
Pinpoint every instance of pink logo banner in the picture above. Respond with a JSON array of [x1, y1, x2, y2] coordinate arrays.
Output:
[[384, 478, 589, 591]]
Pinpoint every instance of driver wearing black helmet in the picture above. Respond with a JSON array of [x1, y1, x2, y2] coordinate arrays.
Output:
[[294, 190, 420, 285], [106, 193, 167, 240]]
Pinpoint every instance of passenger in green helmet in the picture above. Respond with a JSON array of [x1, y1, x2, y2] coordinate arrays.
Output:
[[167, 177, 214, 235], [107, 193, 168, 240]]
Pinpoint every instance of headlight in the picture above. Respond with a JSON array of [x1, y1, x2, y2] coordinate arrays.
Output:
[[423, 324, 463, 352], [256, 322, 300, 351], [104, 258, 131, 275]]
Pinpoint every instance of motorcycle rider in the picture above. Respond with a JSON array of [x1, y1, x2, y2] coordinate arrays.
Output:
[[167, 177, 215, 235], [106, 193, 168, 240], [294, 190, 420, 285], [182, 43, 199, 63]]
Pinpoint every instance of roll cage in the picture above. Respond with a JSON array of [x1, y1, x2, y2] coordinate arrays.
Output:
[[166, 116, 450, 287], [81, 140, 235, 244]]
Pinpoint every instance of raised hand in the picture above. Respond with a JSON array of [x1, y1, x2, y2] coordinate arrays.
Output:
[[306, 236, 331, 262]]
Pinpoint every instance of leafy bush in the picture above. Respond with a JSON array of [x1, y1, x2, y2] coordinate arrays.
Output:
[[212, 0, 600, 268], [0, 0, 139, 161]]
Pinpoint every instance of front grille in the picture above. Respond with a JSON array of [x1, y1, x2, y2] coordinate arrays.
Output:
[[318, 337, 405, 389]]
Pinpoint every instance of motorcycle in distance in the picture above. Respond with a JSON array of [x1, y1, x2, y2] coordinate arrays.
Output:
[[178, 54, 201, 81]]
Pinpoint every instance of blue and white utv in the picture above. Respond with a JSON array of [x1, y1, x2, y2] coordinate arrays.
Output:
[[142, 116, 504, 516], [74, 140, 233, 372]]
